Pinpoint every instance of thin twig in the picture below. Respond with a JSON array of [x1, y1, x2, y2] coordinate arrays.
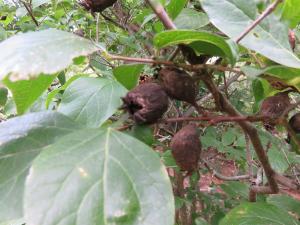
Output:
[[21, 0, 39, 26], [203, 160, 250, 181], [184, 74, 242, 117], [96, 13, 100, 43], [235, 0, 283, 43], [109, 54, 243, 74], [245, 134, 253, 180], [164, 115, 266, 124]]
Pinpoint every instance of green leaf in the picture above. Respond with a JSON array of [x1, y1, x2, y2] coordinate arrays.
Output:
[[24, 129, 175, 225], [174, 8, 209, 30], [194, 217, 209, 225], [243, 65, 300, 92], [281, 0, 300, 28], [46, 74, 85, 109], [0, 25, 6, 41], [166, 0, 187, 19], [0, 29, 99, 80], [0, 87, 8, 106], [222, 128, 237, 146], [3, 74, 56, 114], [258, 130, 290, 173], [220, 202, 299, 225], [201, 0, 300, 68], [113, 64, 144, 90], [0, 112, 81, 222], [58, 77, 127, 128], [129, 125, 154, 146], [267, 195, 300, 217], [161, 150, 177, 168], [220, 181, 249, 200], [154, 30, 237, 65]]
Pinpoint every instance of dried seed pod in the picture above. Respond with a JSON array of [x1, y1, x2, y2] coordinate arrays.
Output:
[[289, 113, 300, 133], [171, 124, 201, 174], [121, 83, 169, 124], [73, 29, 85, 37], [259, 91, 291, 131], [79, 0, 117, 13], [158, 67, 198, 105]]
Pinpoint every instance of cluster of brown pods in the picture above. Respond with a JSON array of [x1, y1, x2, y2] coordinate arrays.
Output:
[[121, 67, 202, 174]]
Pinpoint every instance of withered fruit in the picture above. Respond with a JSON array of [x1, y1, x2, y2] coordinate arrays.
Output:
[[121, 83, 169, 124], [79, 0, 117, 13], [73, 29, 85, 37], [158, 67, 198, 105], [259, 91, 291, 131], [289, 113, 300, 133], [170, 124, 201, 174]]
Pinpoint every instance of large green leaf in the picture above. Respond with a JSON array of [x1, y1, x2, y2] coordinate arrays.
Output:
[[267, 195, 300, 217], [58, 77, 127, 128], [113, 64, 144, 90], [242, 65, 300, 91], [201, 0, 300, 68], [154, 30, 237, 64], [174, 8, 209, 30], [3, 74, 57, 114], [0, 29, 99, 80], [281, 0, 300, 28], [24, 129, 175, 225], [220, 202, 299, 225], [46, 74, 85, 109], [0, 112, 81, 223]]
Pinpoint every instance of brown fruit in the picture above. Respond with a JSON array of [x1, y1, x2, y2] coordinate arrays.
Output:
[[121, 83, 169, 124], [73, 29, 85, 37], [158, 67, 198, 105], [171, 124, 201, 174], [259, 91, 291, 131], [79, 0, 117, 13], [289, 113, 300, 133]]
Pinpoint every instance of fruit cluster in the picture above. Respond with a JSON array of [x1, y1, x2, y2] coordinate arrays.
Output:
[[121, 67, 202, 174]]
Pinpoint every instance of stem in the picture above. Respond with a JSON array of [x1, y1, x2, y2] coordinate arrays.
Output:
[[235, 0, 283, 43], [203, 160, 250, 181], [202, 75, 279, 193], [165, 115, 266, 124], [109, 54, 243, 74], [21, 1, 39, 27], [145, 0, 176, 30]]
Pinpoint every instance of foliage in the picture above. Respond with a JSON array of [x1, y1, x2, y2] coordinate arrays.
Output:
[[0, 0, 300, 224]]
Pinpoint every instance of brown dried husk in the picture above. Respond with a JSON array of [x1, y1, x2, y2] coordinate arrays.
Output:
[[259, 91, 291, 131], [171, 124, 201, 174], [158, 67, 198, 104], [121, 83, 169, 124], [79, 0, 117, 12], [289, 113, 300, 133]]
